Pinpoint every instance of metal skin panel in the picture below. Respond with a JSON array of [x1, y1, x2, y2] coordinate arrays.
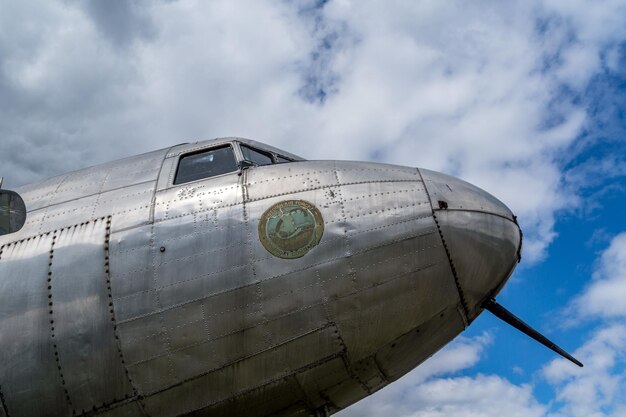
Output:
[[420, 168, 523, 320], [15, 148, 168, 211], [186, 378, 309, 417], [11, 148, 167, 240], [0, 137, 523, 417], [21, 182, 156, 236], [419, 168, 515, 221], [15, 175, 68, 212], [140, 325, 344, 417], [51, 219, 134, 413], [375, 304, 466, 381], [434, 210, 521, 319], [109, 224, 156, 321], [241, 160, 466, 412], [0, 234, 70, 417], [113, 170, 250, 395]]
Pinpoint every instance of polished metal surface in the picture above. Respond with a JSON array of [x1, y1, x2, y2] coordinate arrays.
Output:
[[0, 137, 522, 416]]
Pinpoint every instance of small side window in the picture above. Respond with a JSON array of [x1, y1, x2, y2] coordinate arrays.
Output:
[[174, 145, 238, 185], [241, 145, 274, 167], [275, 155, 293, 163], [0, 189, 26, 236]]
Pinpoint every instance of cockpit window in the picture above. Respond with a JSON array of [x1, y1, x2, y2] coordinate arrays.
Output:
[[241, 145, 274, 166], [275, 155, 293, 163], [174, 145, 238, 185]]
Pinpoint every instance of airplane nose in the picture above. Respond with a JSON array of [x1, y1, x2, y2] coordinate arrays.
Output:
[[419, 169, 523, 321]]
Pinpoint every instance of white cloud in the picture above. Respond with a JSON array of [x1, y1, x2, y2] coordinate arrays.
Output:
[[338, 333, 547, 417], [400, 376, 546, 417], [3, 0, 624, 262], [336, 333, 496, 417], [542, 232, 626, 417], [508, 231, 626, 417], [575, 233, 626, 318], [543, 325, 626, 417]]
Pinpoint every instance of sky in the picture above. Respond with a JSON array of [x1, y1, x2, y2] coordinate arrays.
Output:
[[1, 0, 625, 415]]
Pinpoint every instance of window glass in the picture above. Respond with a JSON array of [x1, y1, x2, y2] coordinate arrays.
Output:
[[174, 145, 238, 185], [0, 190, 26, 236], [241, 145, 274, 166], [275, 156, 293, 163]]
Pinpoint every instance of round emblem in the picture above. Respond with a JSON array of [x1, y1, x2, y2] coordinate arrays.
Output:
[[258, 200, 324, 259]]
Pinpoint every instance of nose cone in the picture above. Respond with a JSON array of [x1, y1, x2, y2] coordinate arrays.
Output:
[[419, 169, 522, 321]]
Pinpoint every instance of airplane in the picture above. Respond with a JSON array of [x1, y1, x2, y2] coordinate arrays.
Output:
[[0, 137, 581, 417]]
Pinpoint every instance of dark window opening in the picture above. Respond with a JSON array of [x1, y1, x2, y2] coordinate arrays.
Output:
[[241, 145, 274, 166], [241, 144, 296, 165], [174, 145, 238, 185], [275, 155, 293, 163]]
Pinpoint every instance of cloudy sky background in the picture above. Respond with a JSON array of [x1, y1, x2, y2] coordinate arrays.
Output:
[[2, 0, 626, 415]]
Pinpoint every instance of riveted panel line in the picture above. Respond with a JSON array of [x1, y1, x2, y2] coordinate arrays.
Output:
[[149, 221, 178, 387], [112, 212, 434, 301], [127, 302, 330, 366], [144, 347, 345, 401], [117, 229, 440, 325], [105, 216, 140, 398], [152, 179, 422, 225], [332, 162, 355, 288], [36, 174, 71, 234], [330, 319, 372, 395], [26, 180, 155, 215], [47, 229, 75, 411], [416, 168, 470, 322], [329, 162, 362, 390], [241, 169, 271, 350], [89, 172, 112, 221]]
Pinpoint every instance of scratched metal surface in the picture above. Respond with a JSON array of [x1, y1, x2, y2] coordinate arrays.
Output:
[[0, 138, 521, 416]]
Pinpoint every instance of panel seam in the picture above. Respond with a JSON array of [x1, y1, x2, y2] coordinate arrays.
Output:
[[415, 168, 470, 324], [105, 216, 142, 404], [47, 228, 75, 413]]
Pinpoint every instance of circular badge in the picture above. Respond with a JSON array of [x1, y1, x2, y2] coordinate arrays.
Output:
[[259, 200, 324, 259]]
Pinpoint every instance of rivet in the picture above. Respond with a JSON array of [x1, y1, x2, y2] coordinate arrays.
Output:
[[160, 246, 166, 253]]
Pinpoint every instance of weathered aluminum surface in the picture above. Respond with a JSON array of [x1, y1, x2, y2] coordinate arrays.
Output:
[[0, 137, 522, 416], [51, 219, 133, 412], [0, 234, 69, 417], [419, 168, 522, 320]]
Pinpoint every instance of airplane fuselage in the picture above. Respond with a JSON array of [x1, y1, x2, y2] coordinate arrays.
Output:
[[0, 138, 521, 416]]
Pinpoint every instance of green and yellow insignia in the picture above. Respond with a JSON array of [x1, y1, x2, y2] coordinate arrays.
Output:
[[259, 200, 324, 259]]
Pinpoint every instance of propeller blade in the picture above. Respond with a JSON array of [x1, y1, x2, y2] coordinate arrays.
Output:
[[483, 298, 583, 368]]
